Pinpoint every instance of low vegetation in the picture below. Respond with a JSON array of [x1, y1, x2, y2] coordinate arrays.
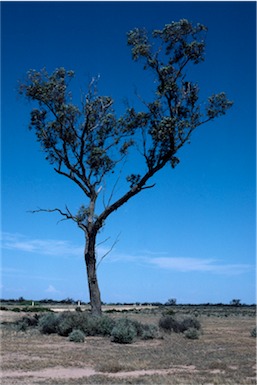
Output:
[[1, 304, 256, 384], [159, 314, 201, 333], [68, 329, 85, 343], [12, 311, 159, 344]]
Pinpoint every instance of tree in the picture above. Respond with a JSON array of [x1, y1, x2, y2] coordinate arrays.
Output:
[[230, 299, 241, 306], [165, 298, 177, 306], [20, 20, 233, 315]]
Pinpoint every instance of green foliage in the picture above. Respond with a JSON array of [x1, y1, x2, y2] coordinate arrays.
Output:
[[68, 329, 85, 343], [184, 327, 200, 340], [23, 306, 52, 312], [159, 315, 201, 334], [57, 311, 81, 336], [159, 315, 180, 332], [230, 299, 241, 306], [165, 298, 177, 306], [19, 20, 233, 315], [38, 313, 59, 334], [111, 318, 137, 344], [250, 327, 256, 338], [110, 318, 158, 344], [180, 316, 201, 332], [37, 311, 115, 338], [19, 20, 233, 205], [141, 324, 159, 340], [15, 315, 39, 332]]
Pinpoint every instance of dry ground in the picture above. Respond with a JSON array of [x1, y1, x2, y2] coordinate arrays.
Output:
[[0, 309, 256, 385]]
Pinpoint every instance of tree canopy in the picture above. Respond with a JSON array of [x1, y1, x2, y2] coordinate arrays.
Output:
[[20, 19, 233, 314]]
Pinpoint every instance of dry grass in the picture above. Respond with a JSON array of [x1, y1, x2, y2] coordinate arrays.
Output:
[[0, 308, 256, 384]]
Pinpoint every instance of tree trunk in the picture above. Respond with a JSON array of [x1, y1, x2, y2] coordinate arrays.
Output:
[[84, 232, 102, 316]]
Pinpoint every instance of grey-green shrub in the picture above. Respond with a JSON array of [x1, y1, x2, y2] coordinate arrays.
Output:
[[111, 318, 137, 344], [57, 312, 82, 336], [184, 327, 200, 339], [15, 315, 39, 331], [251, 327, 256, 338], [36, 312, 159, 344], [87, 315, 115, 336], [141, 324, 159, 340], [159, 315, 201, 334], [68, 329, 85, 343], [38, 313, 59, 334], [180, 317, 201, 333], [159, 315, 180, 332]]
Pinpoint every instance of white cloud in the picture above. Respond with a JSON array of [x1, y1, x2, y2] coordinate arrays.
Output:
[[1, 233, 252, 276], [45, 284, 61, 294], [1, 232, 84, 258], [105, 249, 252, 276], [149, 257, 252, 275]]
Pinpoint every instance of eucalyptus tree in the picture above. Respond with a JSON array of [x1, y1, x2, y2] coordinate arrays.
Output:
[[20, 20, 233, 315]]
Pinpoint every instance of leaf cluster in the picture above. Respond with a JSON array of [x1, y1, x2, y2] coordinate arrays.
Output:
[[19, 20, 233, 233]]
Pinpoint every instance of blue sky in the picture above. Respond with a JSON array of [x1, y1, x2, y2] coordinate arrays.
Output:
[[1, 1, 256, 304]]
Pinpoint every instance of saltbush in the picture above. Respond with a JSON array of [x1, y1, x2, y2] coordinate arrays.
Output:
[[159, 315, 180, 332], [110, 318, 157, 343], [16, 310, 159, 344], [57, 311, 82, 336], [87, 315, 115, 336], [141, 324, 159, 340], [179, 317, 201, 333], [159, 315, 201, 334], [38, 313, 59, 334], [68, 329, 85, 343], [15, 315, 39, 331], [111, 318, 137, 344], [184, 327, 200, 339]]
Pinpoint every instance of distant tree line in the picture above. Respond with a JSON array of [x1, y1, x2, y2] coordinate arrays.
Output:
[[0, 297, 255, 307]]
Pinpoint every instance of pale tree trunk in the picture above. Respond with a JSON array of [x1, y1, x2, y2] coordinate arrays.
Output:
[[84, 231, 102, 316]]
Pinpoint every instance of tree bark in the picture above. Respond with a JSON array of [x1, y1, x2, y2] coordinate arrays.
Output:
[[84, 232, 102, 316]]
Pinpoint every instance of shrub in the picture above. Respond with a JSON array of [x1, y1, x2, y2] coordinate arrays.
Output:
[[163, 309, 176, 316], [16, 314, 40, 331], [111, 319, 137, 344], [38, 313, 59, 334], [22, 306, 52, 312], [251, 327, 256, 338], [159, 315, 180, 332], [184, 327, 200, 339], [48, 311, 115, 337], [88, 315, 115, 336], [68, 329, 85, 343], [159, 315, 201, 334], [179, 317, 201, 333], [141, 324, 159, 340], [57, 312, 82, 336]]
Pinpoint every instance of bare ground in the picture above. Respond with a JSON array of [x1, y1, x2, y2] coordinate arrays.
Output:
[[0, 310, 256, 384]]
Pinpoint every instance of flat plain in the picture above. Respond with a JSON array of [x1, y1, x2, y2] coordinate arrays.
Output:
[[0, 305, 256, 384]]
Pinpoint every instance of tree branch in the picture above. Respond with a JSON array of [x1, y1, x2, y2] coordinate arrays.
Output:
[[96, 233, 120, 269], [28, 207, 74, 221]]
